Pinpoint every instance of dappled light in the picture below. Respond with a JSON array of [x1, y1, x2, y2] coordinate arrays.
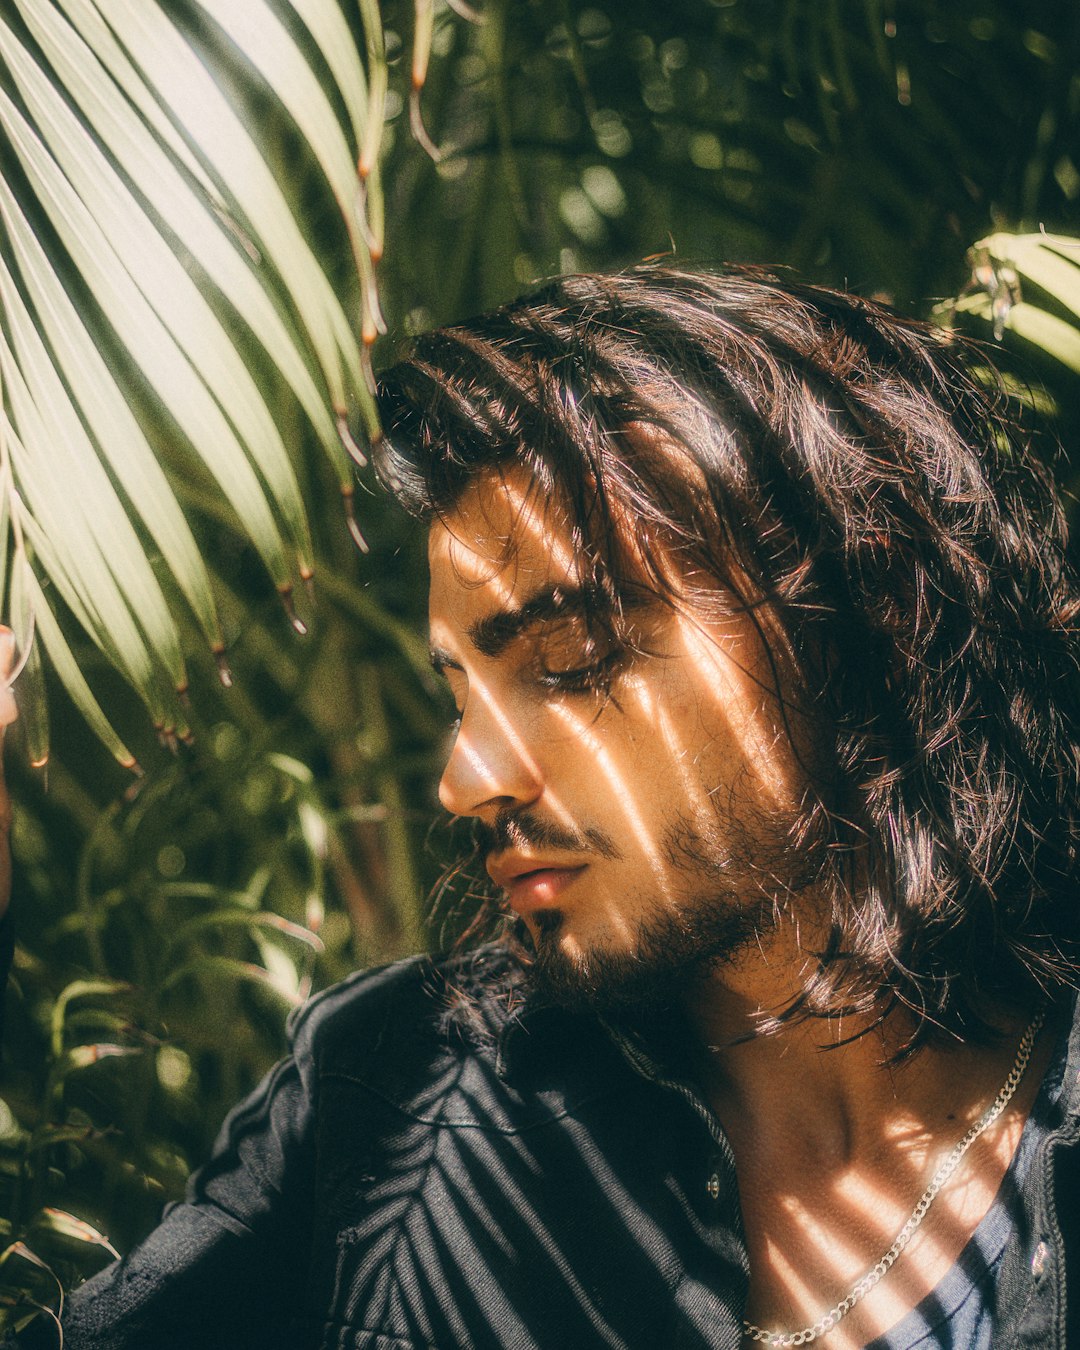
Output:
[[728, 1038, 1048, 1346], [3, 2, 1079, 1340], [425, 460, 1058, 1347], [427, 465, 823, 997]]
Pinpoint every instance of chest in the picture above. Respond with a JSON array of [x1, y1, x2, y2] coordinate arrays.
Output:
[[289, 1066, 749, 1350]]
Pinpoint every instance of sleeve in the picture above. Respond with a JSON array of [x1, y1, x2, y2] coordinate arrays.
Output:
[[7, 1050, 316, 1350]]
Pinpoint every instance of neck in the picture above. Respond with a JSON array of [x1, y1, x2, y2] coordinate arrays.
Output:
[[677, 918, 1037, 1163], [680, 957, 1052, 1346]]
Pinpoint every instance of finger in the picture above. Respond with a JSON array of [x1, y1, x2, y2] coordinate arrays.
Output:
[[0, 627, 18, 735]]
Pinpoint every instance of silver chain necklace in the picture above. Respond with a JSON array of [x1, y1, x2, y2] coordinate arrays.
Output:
[[742, 1009, 1045, 1349]]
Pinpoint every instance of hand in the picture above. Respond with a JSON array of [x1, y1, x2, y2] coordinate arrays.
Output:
[[0, 627, 17, 925]]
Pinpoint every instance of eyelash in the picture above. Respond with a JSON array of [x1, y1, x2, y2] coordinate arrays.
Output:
[[534, 649, 625, 693]]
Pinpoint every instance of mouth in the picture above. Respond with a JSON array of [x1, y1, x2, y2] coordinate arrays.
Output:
[[487, 857, 589, 916]]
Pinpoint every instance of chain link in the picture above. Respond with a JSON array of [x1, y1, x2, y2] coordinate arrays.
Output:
[[742, 1009, 1045, 1347]]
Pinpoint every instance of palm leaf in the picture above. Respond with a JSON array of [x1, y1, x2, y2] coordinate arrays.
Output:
[[0, 0, 448, 763], [950, 232, 1080, 375]]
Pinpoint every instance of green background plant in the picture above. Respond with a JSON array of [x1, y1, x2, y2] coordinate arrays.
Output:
[[1, 0, 1078, 1331]]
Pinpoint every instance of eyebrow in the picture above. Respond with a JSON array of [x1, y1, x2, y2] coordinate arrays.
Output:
[[428, 585, 592, 675]]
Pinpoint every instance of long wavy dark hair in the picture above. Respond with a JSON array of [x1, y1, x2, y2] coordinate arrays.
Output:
[[375, 265, 1080, 1046]]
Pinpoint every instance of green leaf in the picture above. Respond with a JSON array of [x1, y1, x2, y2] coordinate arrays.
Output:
[[951, 233, 1080, 376], [27, 1123, 109, 1153], [0, 129, 222, 653], [83, 0, 370, 427], [50, 979, 131, 1060], [0, 17, 316, 575], [979, 232, 1080, 324], [15, 0, 350, 484], [0, 1240, 63, 1317], [55, 1044, 142, 1074], [29, 1209, 120, 1260], [24, 573, 138, 769], [0, 446, 9, 612], [1001, 303, 1080, 375], [166, 907, 324, 954], [191, 0, 386, 415], [0, 387, 163, 720], [49, 0, 225, 202], [159, 953, 303, 1006], [287, 0, 371, 148], [0, 74, 298, 598], [7, 551, 47, 770], [0, 252, 186, 695]]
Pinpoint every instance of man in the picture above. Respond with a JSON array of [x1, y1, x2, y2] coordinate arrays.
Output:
[[7, 265, 1080, 1347]]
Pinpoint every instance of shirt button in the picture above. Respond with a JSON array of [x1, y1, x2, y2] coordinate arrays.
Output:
[[705, 1172, 721, 1200], [1031, 1241, 1049, 1278]]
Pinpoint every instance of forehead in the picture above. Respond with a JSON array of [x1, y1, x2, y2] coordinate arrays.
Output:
[[427, 469, 582, 607]]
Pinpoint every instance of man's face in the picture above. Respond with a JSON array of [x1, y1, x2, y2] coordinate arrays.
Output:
[[428, 469, 818, 1011]]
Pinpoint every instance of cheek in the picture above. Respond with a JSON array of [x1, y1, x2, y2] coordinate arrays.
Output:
[[546, 681, 696, 828], [652, 638, 808, 819], [544, 691, 666, 817], [703, 691, 806, 815], [540, 653, 807, 841]]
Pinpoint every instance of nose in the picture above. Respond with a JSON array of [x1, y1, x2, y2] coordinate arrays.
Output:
[[438, 698, 544, 820]]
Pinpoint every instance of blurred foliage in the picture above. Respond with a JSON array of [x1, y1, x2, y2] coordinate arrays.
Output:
[[1, 0, 1079, 1331], [387, 0, 1079, 318]]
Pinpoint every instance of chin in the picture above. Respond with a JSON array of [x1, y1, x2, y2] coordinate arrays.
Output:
[[520, 893, 770, 1016], [523, 912, 686, 1016]]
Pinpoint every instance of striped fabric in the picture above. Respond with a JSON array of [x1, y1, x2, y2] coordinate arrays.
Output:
[[35, 948, 750, 1348], [13, 947, 1080, 1349]]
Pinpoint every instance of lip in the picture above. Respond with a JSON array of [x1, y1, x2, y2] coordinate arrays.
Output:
[[487, 854, 588, 916]]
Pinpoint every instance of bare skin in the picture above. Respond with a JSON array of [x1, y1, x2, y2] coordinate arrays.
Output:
[[690, 976, 1052, 1345], [429, 469, 1053, 1347], [0, 626, 15, 926]]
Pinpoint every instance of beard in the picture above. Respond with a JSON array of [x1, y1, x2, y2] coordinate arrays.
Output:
[[487, 795, 819, 1017], [522, 891, 775, 1016]]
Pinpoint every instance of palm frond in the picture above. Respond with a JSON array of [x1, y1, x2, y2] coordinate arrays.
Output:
[[0, 0, 430, 763], [951, 232, 1080, 375]]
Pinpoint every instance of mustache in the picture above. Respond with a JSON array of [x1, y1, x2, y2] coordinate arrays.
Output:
[[473, 809, 622, 863]]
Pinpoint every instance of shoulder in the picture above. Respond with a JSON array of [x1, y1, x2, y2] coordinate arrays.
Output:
[[285, 943, 524, 1090], [1060, 989, 1080, 1116], [281, 944, 627, 1130]]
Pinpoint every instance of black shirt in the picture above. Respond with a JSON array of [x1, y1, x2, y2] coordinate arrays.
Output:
[[8, 945, 1080, 1349]]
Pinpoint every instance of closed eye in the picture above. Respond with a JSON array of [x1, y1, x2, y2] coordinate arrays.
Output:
[[535, 648, 626, 693]]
